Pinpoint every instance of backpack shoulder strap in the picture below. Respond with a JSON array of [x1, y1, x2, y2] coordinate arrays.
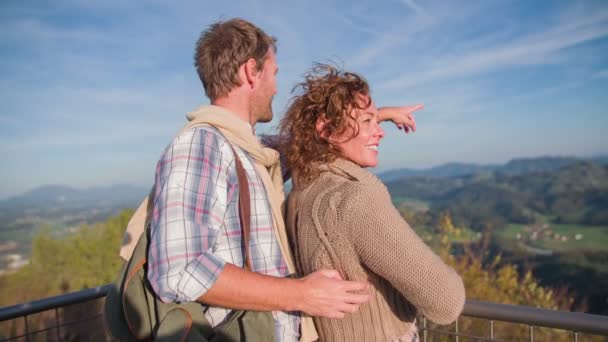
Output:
[[227, 144, 253, 271], [196, 124, 253, 271]]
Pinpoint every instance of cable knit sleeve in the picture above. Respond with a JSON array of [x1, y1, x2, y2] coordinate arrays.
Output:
[[343, 182, 465, 325]]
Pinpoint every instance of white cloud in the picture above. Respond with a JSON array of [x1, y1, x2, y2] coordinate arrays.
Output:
[[593, 69, 608, 79], [400, 0, 432, 20], [381, 10, 608, 89], [346, 1, 492, 70], [4, 18, 111, 43], [0, 120, 178, 153], [348, 10, 436, 69]]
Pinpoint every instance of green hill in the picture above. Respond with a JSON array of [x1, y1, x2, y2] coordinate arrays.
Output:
[[386, 161, 608, 230]]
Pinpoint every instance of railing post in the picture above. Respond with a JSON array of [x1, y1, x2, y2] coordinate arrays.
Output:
[[455, 318, 459, 342], [573, 331, 578, 342], [423, 317, 427, 342], [529, 325, 534, 342], [55, 307, 61, 341], [24, 314, 30, 342], [490, 320, 494, 339]]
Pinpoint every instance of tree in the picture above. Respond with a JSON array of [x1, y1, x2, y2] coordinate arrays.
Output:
[[0, 209, 134, 341], [423, 213, 580, 341]]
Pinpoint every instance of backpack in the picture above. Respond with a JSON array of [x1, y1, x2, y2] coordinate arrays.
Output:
[[104, 137, 275, 341]]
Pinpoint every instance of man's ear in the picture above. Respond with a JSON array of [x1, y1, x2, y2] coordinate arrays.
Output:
[[243, 58, 258, 88]]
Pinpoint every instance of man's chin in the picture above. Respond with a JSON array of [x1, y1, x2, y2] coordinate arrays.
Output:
[[256, 110, 273, 123], [257, 115, 273, 123]]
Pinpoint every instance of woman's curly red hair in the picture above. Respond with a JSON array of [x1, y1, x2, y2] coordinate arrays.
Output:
[[279, 63, 371, 188]]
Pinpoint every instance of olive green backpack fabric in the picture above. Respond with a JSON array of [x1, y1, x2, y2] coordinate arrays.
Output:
[[104, 141, 274, 341]]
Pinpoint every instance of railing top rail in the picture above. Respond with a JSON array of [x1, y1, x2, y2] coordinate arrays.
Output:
[[464, 299, 608, 336], [1, 284, 607, 336], [0, 284, 111, 322]]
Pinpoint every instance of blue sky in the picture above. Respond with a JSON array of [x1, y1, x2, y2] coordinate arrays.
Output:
[[1, 0, 607, 198]]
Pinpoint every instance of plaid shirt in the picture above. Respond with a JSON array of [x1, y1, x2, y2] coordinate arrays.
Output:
[[147, 126, 300, 341]]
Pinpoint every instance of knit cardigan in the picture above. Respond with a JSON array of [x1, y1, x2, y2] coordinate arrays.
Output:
[[286, 159, 465, 342]]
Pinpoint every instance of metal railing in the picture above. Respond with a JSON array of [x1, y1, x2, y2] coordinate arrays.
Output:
[[0, 285, 111, 342], [1, 284, 607, 341], [421, 299, 608, 341]]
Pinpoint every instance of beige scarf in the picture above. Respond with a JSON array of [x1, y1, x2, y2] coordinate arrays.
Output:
[[120, 105, 316, 341], [184, 105, 296, 273]]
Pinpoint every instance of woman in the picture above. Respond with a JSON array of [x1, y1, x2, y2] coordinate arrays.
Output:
[[280, 64, 465, 341]]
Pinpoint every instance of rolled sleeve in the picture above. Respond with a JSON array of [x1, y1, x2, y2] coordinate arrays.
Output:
[[155, 222, 228, 303], [347, 184, 466, 324], [147, 127, 234, 303]]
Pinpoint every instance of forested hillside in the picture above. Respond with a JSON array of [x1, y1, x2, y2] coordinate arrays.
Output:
[[387, 161, 608, 230], [0, 209, 132, 307]]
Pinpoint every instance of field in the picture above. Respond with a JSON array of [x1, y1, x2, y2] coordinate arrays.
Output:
[[393, 196, 608, 254], [395, 198, 479, 244], [392, 197, 430, 211], [411, 225, 480, 245], [496, 223, 608, 254]]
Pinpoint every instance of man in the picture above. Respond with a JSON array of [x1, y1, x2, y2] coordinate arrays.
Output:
[[146, 18, 372, 342]]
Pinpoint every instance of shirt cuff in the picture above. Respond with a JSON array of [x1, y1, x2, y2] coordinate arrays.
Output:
[[175, 253, 227, 302]]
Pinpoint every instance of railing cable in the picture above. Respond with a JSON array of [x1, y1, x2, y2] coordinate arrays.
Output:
[[2, 285, 608, 340]]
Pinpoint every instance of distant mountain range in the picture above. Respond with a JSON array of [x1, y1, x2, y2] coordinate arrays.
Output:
[[378, 155, 608, 182], [2, 155, 607, 223], [0, 184, 148, 220]]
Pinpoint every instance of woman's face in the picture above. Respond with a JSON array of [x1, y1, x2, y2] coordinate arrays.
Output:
[[330, 97, 385, 168]]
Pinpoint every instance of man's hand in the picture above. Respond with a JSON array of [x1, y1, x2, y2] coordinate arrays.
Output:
[[294, 269, 371, 319], [197, 264, 369, 319], [378, 104, 424, 134]]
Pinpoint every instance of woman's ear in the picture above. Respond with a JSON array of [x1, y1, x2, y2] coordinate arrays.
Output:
[[315, 115, 330, 139]]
